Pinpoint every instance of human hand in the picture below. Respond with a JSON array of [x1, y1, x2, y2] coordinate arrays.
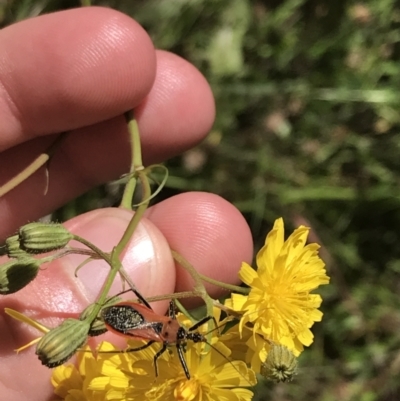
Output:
[[0, 7, 253, 401]]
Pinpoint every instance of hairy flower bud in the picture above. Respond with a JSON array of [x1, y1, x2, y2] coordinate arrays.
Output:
[[260, 344, 298, 383], [80, 296, 122, 336], [80, 303, 107, 337], [19, 222, 73, 254], [0, 257, 40, 294], [5, 235, 29, 259], [36, 318, 90, 367]]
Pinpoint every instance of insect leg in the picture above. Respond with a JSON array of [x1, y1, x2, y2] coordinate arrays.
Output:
[[153, 342, 168, 377], [188, 315, 218, 333], [168, 301, 176, 318], [125, 340, 155, 353], [112, 288, 152, 309], [125, 285, 152, 310], [97, 340, 155, 355], [176, 343, 191, 380]]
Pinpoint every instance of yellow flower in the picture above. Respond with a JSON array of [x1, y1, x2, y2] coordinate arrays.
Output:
[[220, 324, 269, 374], [52, 341, 155, 400], [146, 340, 256, 401], [51, 310, 256, 401], [51, 357, 85, 401], [226, 217, 330, 356]]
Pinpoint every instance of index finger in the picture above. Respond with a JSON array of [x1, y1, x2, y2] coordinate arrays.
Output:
[[0, 6, 156, 151]]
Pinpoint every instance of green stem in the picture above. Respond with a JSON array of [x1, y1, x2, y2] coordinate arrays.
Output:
[[198, 273, 250, 295], [75, 113, 150, 325], [85, 117, 149, 320], [69, 235, 123, 322], [97, 290, 200, 306], [174, 299, 197, 324], [171, 250, 207, 298], [72, 235, 111, 262], [82, 259, 123, 323], [171, 250, 215, 332], [41, 248, 98, 263], [145, 291, 202, 303], [114, 170, 150, 257], [120, 111, 143, 209], [0, 133, 66, 198]]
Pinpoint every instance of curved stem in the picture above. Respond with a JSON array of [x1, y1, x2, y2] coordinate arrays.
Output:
[[198, 273, 250, 295], [171, 250, 215, 334], [72, 235, 111, 263], [69, 236, 125, 314], [0, 133, 66, 197]]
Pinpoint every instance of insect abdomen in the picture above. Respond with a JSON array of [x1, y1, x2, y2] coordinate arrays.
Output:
[[101, 304, 145, 333]]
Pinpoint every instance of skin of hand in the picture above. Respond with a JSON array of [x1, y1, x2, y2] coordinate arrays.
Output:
[[0, 7, 253, 401]]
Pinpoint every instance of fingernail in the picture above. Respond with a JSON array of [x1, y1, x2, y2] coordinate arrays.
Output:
[[62, 208, 175, 306]]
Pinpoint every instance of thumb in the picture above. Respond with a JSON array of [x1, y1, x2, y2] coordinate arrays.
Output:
[[64, 207, 176, 308], [0, 207, 175, 401]]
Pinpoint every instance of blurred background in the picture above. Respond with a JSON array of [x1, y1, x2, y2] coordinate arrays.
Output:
[[2, 1, 400, 400]]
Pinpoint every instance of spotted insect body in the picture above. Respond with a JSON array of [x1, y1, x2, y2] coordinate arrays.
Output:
[[101, 301, 212, 379], [101, 304, 145, 332]]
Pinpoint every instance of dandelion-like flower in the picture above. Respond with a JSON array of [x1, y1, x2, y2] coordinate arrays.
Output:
[[52, 341, 156, 401], [226, 218, 330, 356], [51, 311, 256, 401], [147, 343, 256, 401]]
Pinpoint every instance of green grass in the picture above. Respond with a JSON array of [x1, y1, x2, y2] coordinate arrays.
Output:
[[3, 0, 400, 400]]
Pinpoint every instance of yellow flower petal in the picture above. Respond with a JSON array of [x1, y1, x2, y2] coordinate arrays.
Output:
[[224, 293, 248, 311], [5, 308, 49, 333], [15, 337, 42, 352], [212, 387, 245, 401], [87, 376, 110, 391], [51, 364, 83, 399], [65, 389, 86, 401], [237, 262, 258, 287], [231, 388, 254, 401]]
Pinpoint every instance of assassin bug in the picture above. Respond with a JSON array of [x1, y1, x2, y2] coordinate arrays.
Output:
[[101, 300, 215, 380]]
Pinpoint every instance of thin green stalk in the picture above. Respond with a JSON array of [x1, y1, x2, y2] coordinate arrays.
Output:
[[198, 273, 249, 294], [114, 170, 150, 257], [120, 111, 142, 209], [82, 115, 150, 322], [82, 259, 123, 322], [171, 250, 215, 329], [171, 250, 208, 298], [174, 299, 197, 324], [72, 235, 111, 262], [70, 235, 124, 322], [44, 248, 98, 263], [146, 291, 202, 303], [95, 290, 201, 306], [0, 133, 66, 197]]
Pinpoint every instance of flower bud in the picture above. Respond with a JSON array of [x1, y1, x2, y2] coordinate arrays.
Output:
[[19, 222, 73, 254], [80, 303, 107, 337], [36, 318, 90, 367], [5, 235, 30, 259], [260, 344, 298, 383], [88, 318, 107, 337], [0, 257, 40, 294]]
